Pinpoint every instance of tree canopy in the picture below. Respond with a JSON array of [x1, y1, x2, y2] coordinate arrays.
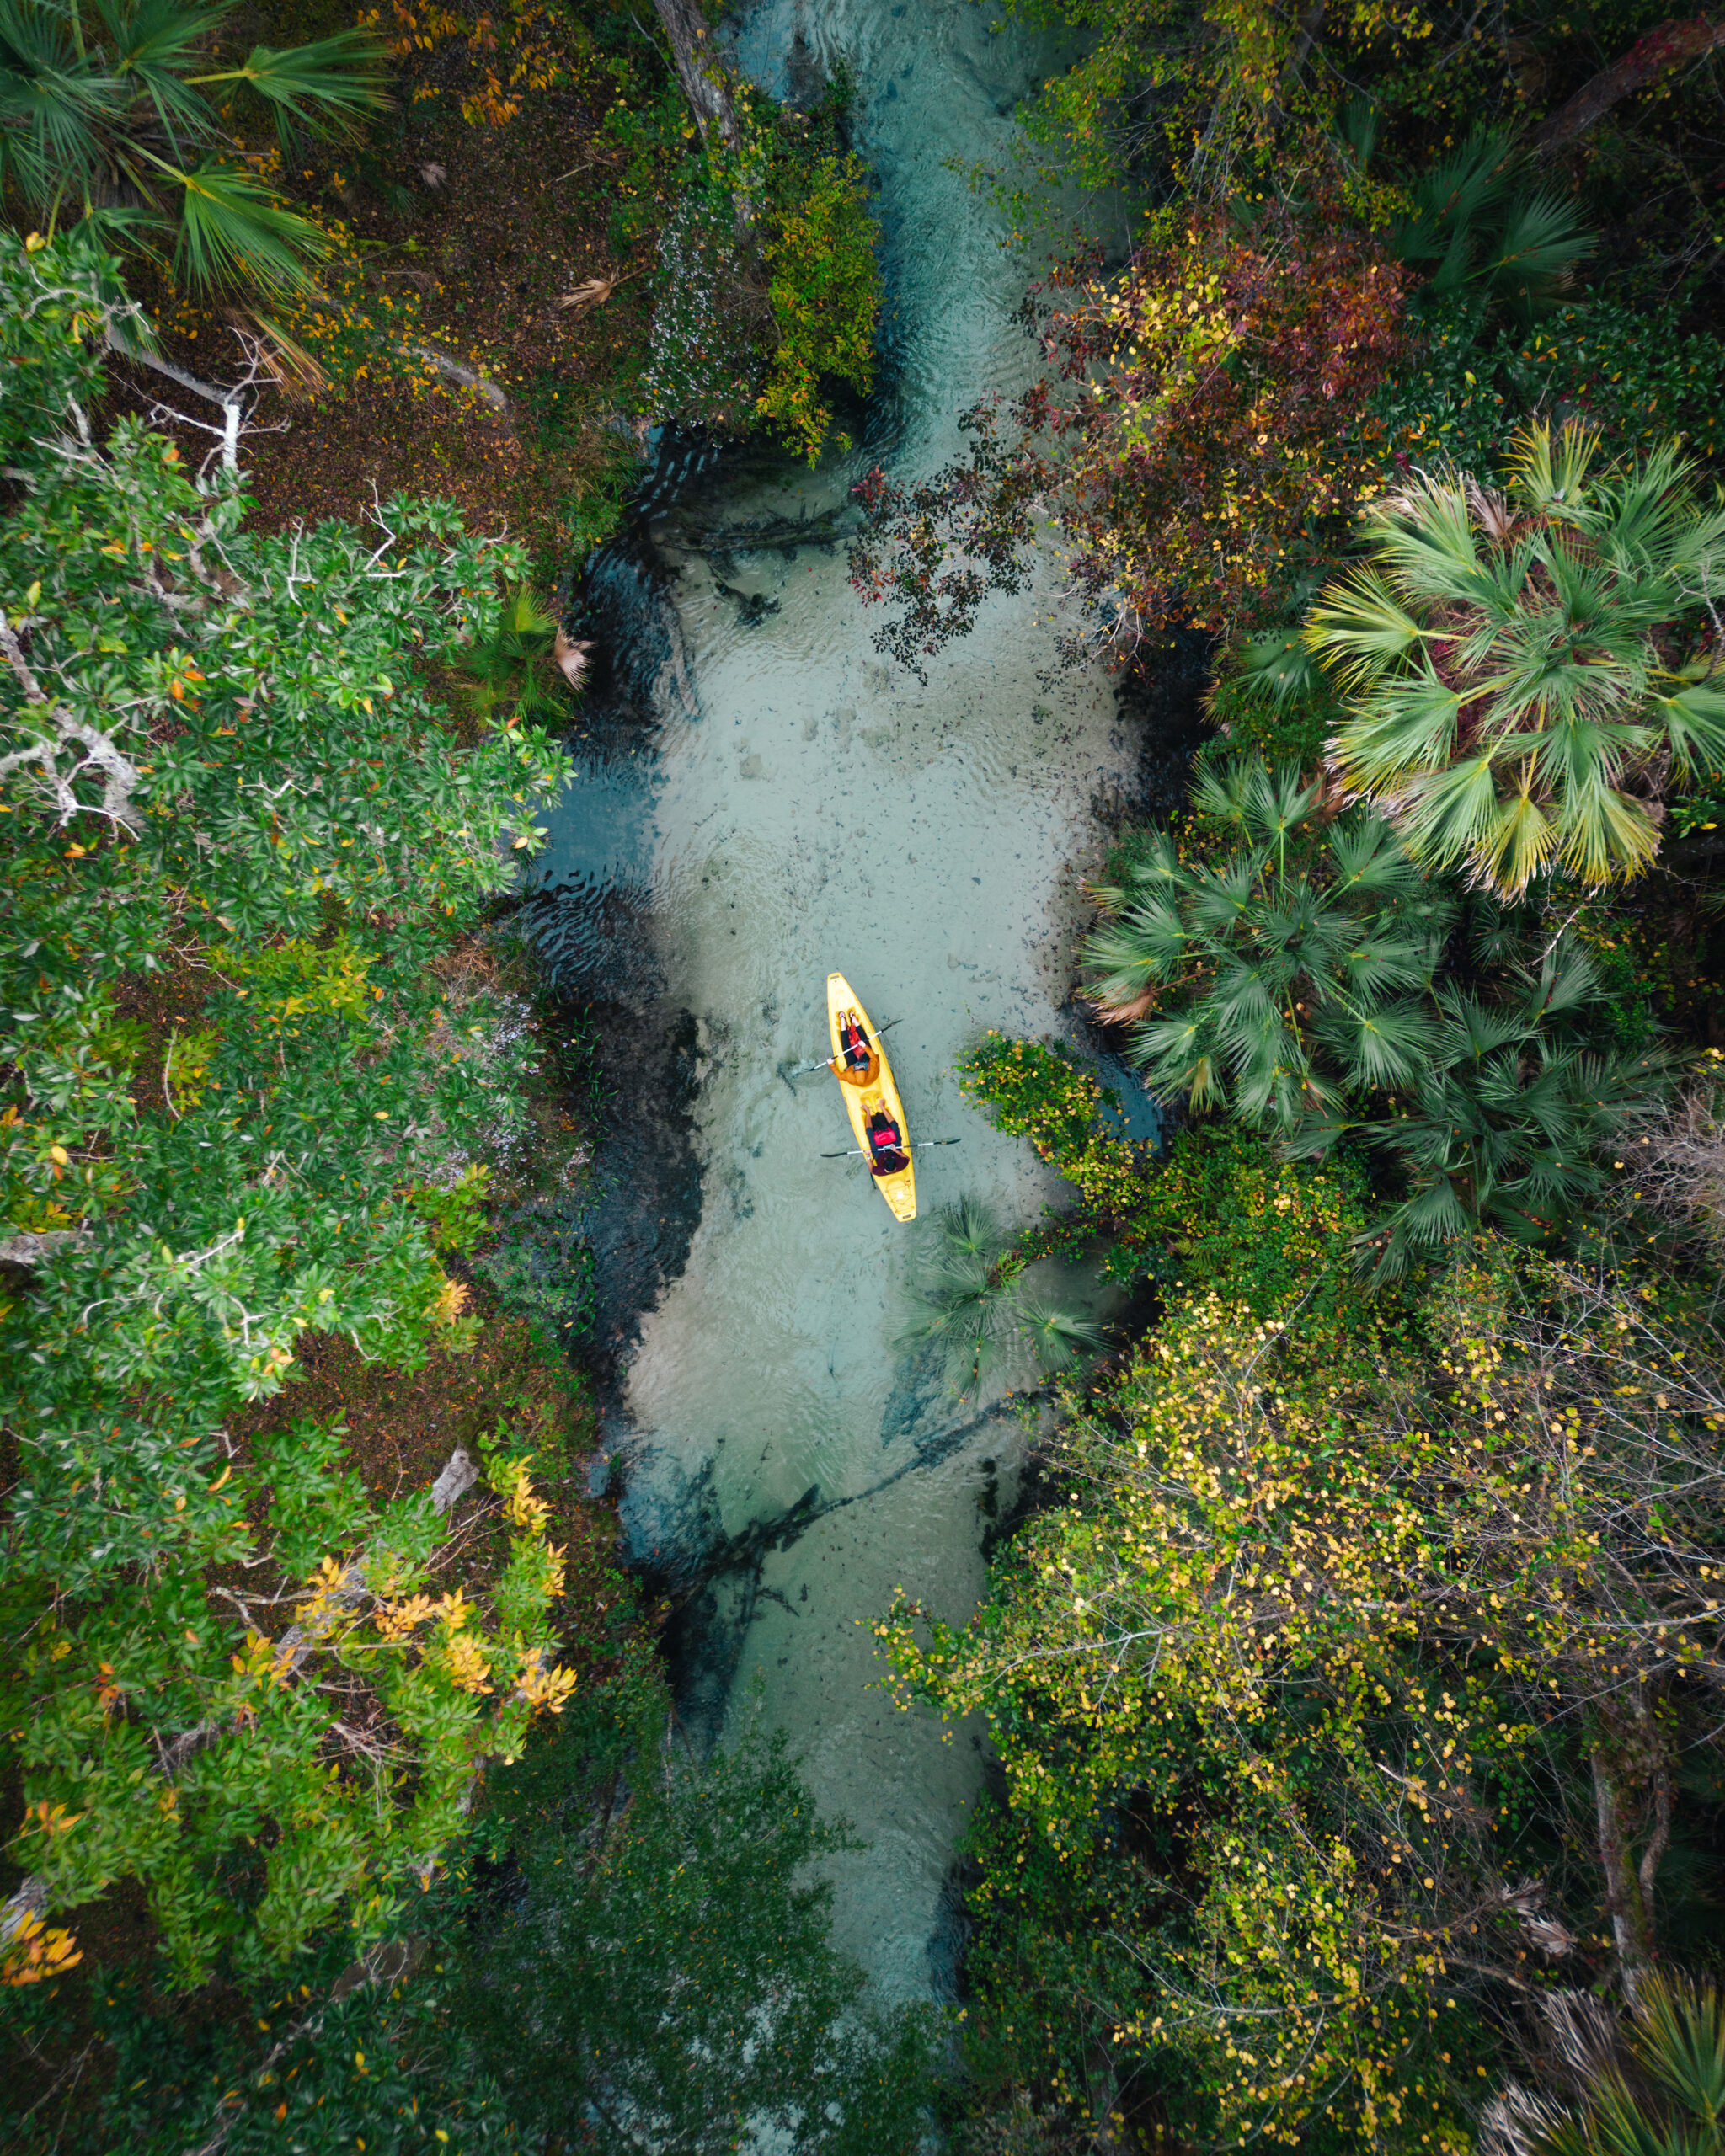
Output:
[[0, 227, 576, 1986]]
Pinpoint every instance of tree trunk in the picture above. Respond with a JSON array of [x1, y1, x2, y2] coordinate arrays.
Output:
[[1528, 17, 1725, 157], [1591, 1748, 1655, 1970], [651, 0, 741, 153]]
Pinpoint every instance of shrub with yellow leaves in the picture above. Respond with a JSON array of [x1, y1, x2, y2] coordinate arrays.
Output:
[[6, 1413, 578, 1990], [882, 1241, 1725, 2148]]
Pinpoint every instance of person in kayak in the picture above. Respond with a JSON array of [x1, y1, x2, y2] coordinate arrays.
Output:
[[830, 1011, 879, 1089], [867, 1107, 908, 1177]]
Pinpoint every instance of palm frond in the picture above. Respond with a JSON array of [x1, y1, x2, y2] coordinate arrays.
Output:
[[1365, 477, 1494, 607], [1480, 190, 1595, 318], [1081, 897, 1190, 995], [1130, 1012, 1229, 1110], [1318, 996, 1434, 1094], [1508, 419, 1599, 522], [193, 29, 390, 151], [1306, 568, 1423, 689], [1392, 128, 1514, 270], [1395, 754, 1551, 889], [94, 0, 224, 155], [159, 151, 334, 294], [0, 3, 126, 209], [1235, 627, 1318, 704], [1651, 673, 1725, 778], [1329, 663, 1464, 791], [1516, 935, 1599, 1025], [1011, 1295, 1108, 1373], [1631, 1972, 1725, 2129], [1551, 771, 1662, 889], [934, 1195, 1002, 1269]]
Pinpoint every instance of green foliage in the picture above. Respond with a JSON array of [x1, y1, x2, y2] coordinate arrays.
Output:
[[452, 583, 575, 733], [642, 78, 879, 463], [883, 1243, 1725, 2150], [1078, 753, 1671, 1272], [959, 1035, 1146, 1223], [1496, 1971, 1725, 2156], [1365, 295, 1519, 478], [1370, 288, 1725, 491], [0, 231, 576, 1984], [598, 66, 697, 245], [475, 1203, 599, 1341], [1506, 298, 1725, 467], [1, 1919, 521, 2153], [900, 1195, 1108, 1387], [1116, 1123, 1374, 1322], [410, 1163, 492, 1252], [1207, 652, 1340, 769], [1084, 755, 1455, 1127], [457, 1679, 942, 2154], [1385, 125, 1596, 332], [1307, 422, 1725, 896], [758, 130, 879, 462], [0, 0, 387, 296], [956, 1033, 1375, 1332]]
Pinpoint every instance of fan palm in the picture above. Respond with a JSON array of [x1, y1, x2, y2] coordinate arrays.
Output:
[[1483, 1972, 1725, 2156], [1388, 125, 1595, 328], [455, 587, 573, 730], [0, 0, 388, 296], [1327, 942, 1670, 1280], [1081, 753, 1454, 1133], [1084, 752, 1671, 1269], [1306, 422, 1725, 897], [898, 1198, 1108, 1387]]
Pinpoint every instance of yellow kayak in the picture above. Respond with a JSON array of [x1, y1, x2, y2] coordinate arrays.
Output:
[[827, 972, 916, 1222]]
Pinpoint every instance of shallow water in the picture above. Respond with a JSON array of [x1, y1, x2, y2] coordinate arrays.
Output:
[[533, 0, 1151, 2004]]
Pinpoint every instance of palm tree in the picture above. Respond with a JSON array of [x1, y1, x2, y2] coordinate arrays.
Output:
[[899, 1198, 1108, 1387], [1332, 941, 1669, 1280], [1081, 754, 1454, 1131], [1482, 1972, 1725, 2156], [1383, 124, 1595, 328], [1305, 422, 1725, 897], [1082, 752, 1671, 1271], [0, 0, 388, 296]]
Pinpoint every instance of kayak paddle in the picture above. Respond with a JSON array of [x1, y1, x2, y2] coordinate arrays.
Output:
[[820, 1138, 962, 1159], [782, 1017, 902, 1084]]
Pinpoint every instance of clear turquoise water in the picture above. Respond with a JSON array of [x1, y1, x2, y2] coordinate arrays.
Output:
[[539, 0, 1142, 2003]]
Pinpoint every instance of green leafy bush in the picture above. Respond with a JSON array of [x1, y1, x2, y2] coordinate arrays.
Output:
[[458, 1691, 941, 2153], [644, 81, 880, 462], [0, 229, 576, 1985], [758, 131, 879, 462]]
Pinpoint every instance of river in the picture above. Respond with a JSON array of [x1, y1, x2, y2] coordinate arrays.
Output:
[[530, 0, 1148, 2006]]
